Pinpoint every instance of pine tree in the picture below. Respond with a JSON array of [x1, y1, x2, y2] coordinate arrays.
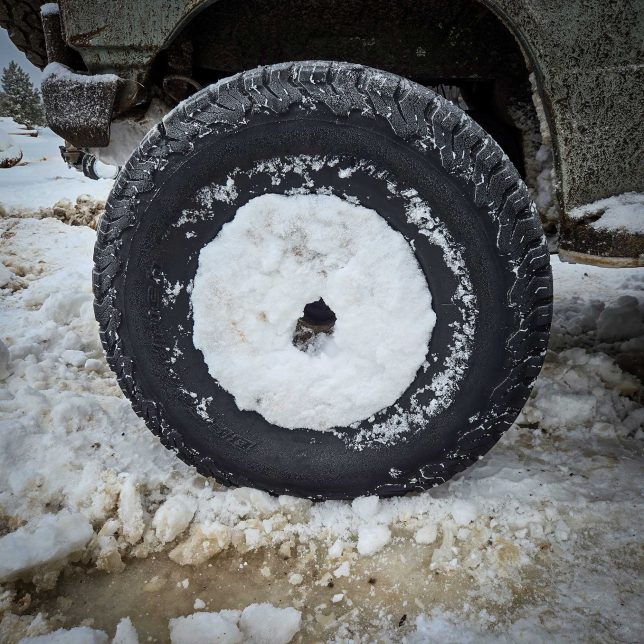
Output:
[[0, 61, 46, 130]]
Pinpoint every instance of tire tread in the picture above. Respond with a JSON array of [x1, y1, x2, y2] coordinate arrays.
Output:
[[94, 61, 552, 498]]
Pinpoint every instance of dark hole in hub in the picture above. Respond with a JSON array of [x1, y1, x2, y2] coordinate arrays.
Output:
[[303, 298, 336, 326], [293, 298, 336, 351]]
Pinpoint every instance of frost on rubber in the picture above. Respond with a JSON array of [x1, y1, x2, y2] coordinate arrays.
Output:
[[0, 0, 48, 69], [93, 61, 552, 498]]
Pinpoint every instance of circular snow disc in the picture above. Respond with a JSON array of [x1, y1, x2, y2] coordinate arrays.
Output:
[[191, 193, 435, 430]]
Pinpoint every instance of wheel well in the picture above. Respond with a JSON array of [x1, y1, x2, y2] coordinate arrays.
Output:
[[154, 0, 556, 227]]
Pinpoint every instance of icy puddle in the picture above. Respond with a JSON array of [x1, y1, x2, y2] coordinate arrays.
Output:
[[1, 217, 643, 642], [32, 535, 542, 642]]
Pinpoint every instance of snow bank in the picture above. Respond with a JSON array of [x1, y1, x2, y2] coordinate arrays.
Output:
[[568, 192, 644, 234], [0, 513, 92, 582], [169, 604, 300, 644], [192, 193, 434, 430]]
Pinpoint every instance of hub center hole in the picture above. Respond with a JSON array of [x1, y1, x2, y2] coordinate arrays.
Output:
[[293, 298, 336, 351]]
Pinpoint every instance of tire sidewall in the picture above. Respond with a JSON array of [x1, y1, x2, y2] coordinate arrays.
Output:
[[95, 62, 551, 498]]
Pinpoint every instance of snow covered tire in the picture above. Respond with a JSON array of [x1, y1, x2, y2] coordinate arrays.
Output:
[[94, 61, 552, 500]]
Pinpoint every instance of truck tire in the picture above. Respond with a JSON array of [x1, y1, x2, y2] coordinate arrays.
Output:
[[0, 0, 48, 69], [94, 61, 552, 500]]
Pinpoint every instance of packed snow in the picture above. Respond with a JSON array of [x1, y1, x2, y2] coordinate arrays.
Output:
[[568, 191, 644, 234], [0, 118, 111, 213], [0, 215, 642, 641], [192, 193, 434, 430], [0, 513, 92, 583], [169, 603, 300, 644]]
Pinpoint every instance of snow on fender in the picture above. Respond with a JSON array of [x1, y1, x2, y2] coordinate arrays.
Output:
[[0, 512, 93, 582]]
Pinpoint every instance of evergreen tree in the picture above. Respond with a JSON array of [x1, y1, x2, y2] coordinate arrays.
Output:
[[0, 61, 46, 130]]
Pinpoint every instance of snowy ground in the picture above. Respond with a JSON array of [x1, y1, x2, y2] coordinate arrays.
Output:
[[0, 123, 643, 642], [0, 118, 111, 215]]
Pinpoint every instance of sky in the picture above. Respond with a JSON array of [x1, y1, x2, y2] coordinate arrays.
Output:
[[0, 28, 43, 86]]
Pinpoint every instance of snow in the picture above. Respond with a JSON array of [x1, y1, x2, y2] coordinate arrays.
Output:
[[0, 513, 93, 583], [39, 3, 60, 17], [596, 295, 644, 341], [0, 118, 112, 213], [237, 604, 301, 644], [169, 611, 242, 644], [88, 99, 169, 167], [0, 126, 22, 168], [351, 495, 380, 519], [41, 63, 119, 87], [0, 216, 642, 640], [356, 525, 391, 555], [568, 192, 644, 234], [112, 618, 139, 644], [177, 155, 475, 444], [20, 626, 108, 643], [192, 193, 435, 430], [152, 495, 196, 544], [168, 604, 301, 644]]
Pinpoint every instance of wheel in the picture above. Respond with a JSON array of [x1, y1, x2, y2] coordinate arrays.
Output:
[[0, 0, 48, 69], [94, 61, 552, 500]]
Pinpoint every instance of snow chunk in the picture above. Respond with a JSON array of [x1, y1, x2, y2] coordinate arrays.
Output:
[[0, 512, 92, 582], [357, 525, 391, 555], [0, 339, 9, 380], [40, 3, 60, 16], [192, 193, 434, 431], [0, 126, 22, 168], [568, 192, 644, 234], [334, 561, 351, 577], [0, 263, 12, 287], [168, 523, 231, 566], [352, 496, 380, 519], [20, 626, 107, 643], [169, 611, 242, 644], [414, 524, 438, 544], [169, 605, 300, 644], [112, 617, 139, 644], [152, 495, 196, 543], [239, 603, 301, 644], [596, 295, 644, 341], [118, 477, 144, 545]]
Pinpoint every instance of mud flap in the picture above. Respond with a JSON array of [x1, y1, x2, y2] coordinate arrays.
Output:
[[559, 213, 644, 268], [41, 62, 121, 148]]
